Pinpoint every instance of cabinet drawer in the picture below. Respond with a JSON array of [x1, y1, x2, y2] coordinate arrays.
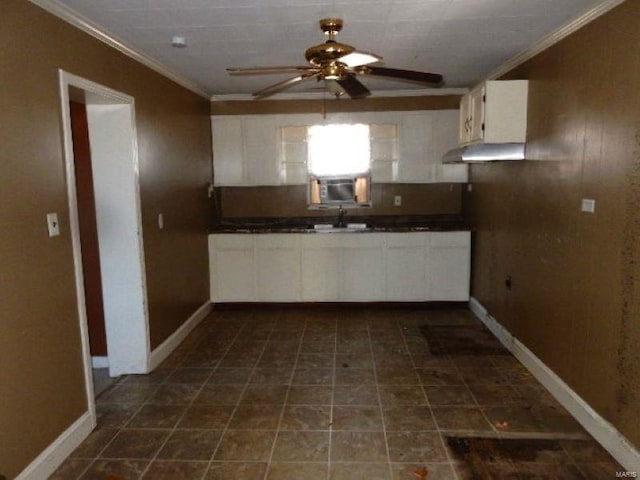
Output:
[[255, 234, 299, 249], [430, 231, 470, 248], [213, 234, 254, 250], [385, 232, 427, 247]]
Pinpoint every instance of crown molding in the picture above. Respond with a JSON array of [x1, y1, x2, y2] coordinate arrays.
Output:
[[29, 0, 210, 99], [485, 0, 627, 81], [211, 87, 468, 102]]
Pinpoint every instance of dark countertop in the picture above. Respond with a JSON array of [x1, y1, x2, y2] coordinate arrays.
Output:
[[211, 215, 470, 234]]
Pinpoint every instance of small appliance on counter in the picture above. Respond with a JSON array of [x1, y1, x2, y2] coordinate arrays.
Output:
[[308, 174, 371, 208]]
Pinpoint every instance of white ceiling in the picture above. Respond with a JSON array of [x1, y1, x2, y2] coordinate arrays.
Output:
[[53, 0, 608, 98]]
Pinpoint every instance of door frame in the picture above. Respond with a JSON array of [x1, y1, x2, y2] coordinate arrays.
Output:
[[58, 70, 150, 414]]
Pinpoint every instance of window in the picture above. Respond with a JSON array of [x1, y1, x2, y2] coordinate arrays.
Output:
[[279, 122, 398, 182], [308, 124, 370, 176]]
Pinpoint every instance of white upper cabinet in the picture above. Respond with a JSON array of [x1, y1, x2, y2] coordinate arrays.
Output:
[[458, 80, 528, 146], [212, 117, 243, 186], [212, 109, 465, 186]]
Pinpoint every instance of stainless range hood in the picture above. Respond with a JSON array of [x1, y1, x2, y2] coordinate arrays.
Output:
[[442, 143, 525, 163]]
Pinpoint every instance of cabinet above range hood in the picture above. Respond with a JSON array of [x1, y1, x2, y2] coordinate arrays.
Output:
[[442, 143, 525, 163], [443, 80, 528, 163]]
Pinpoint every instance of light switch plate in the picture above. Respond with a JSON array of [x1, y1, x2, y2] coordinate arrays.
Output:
[[581, 198, 596, 213], [46, 213, 60, 237], [158, 213, 164, 229]]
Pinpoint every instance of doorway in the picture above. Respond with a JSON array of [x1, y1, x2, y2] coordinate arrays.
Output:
[[58, 71, 150, 414]]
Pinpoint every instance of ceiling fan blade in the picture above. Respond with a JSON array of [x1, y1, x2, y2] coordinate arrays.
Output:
[[253, 73, 320, 99], [338, 51, 382, 68], [359, 66, 444, 86], [336, 74, 371, 99], [227, 66, 317, 75]]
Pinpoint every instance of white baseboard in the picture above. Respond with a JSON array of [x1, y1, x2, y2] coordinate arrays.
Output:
[[469, 296, 640, 471], [16, 411, 95, 480], [91, 356, 109, 369], [148, 301, 212, 371]]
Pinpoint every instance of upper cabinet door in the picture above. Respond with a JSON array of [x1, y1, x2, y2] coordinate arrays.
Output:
[[457, 80, 528, 146], [398, 112, 434, 183], [244, 116, 280, 186], [212, 117, 243, 186]]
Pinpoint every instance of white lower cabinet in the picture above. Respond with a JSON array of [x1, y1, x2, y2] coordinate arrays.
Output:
[[386, 233, 428, 301], [340, 234, 385, 301], [301, 236, 341, 301], [209, 235, 256, 301], [256, 235, 300, 301], [209, 232, 470, 302], [426, 231, 471, 301]]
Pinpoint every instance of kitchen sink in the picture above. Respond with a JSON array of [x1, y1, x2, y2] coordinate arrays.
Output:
[[313, 223, 370, 233]]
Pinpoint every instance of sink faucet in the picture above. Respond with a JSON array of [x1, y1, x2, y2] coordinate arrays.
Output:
[[337, 205, 346, 228]]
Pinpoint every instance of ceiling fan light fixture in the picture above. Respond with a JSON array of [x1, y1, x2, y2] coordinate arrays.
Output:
[[322, 62, 346, 80]]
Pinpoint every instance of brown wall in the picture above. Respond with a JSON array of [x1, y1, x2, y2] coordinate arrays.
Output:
[[219, 184, 461, 218], [0, 1, 211, 476], [464, 0, 640, 448]]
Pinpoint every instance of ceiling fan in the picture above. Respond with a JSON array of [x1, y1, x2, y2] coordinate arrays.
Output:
[[227, 18, 444, 100]]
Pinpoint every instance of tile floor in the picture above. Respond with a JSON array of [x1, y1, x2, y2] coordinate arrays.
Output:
[[53, 307, 623, 479]]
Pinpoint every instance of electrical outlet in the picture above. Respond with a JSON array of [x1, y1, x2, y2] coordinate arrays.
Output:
[[394, 195, 402, 206], [581, 198, 595, 213], [46, 213, 60, 237]]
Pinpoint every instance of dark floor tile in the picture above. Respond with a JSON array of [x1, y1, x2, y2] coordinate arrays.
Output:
[[330, 462, 392, 480], [331, 431, 388, 462], [126, 405, 186, 428], [411, 354, 454, 369], [335, 353, 373, 369], [332, 406, 383, 430], [206, 367, 253, 385], [335, 367, 376, 385], [194, 385, 244, 405], [164, 367, 213, 384], [272, 431, 330, 461], [147, 384, 201, 405], [141, 460, 208, 479], [100, 429, 170, 459], [228, 405, 283, 429], [297, 353, 334, 368], [386, 431, 448, 463], [71, 428, 118, 458], [292, 367, 334, 385], [483, 405, 584, 434], [374, 354, 413, 369], [121, 369, 172, 385], [257, 352, 297, 368], [157, 429, 222, 460], [79, 459, 148, 479], [378, 385, 428, 406], [390, 463, 456, 480], [267, 462, 328, 480], [467, 383, 523, 406], [424, 385, 475, 406], [417, 368, 464, 386], [181, 354, 222, 368], [279, 405, 331, 430], [178, 405, 235, 429], [334, 385, 379, 405], [376, 367, 420, 385], [218, 354, 260, 368], [50, 457, 92, 479], [96, 403, 140, 428], [98, 384, 158, 404], [382, 405, 436, 431], [249, 367, 293, 384], [431, 406, 493, 432], [286, 385, 332, 405], [214, 430, 276, 461], [457, 366, 509, 386], [240, 384, 289, 404]]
